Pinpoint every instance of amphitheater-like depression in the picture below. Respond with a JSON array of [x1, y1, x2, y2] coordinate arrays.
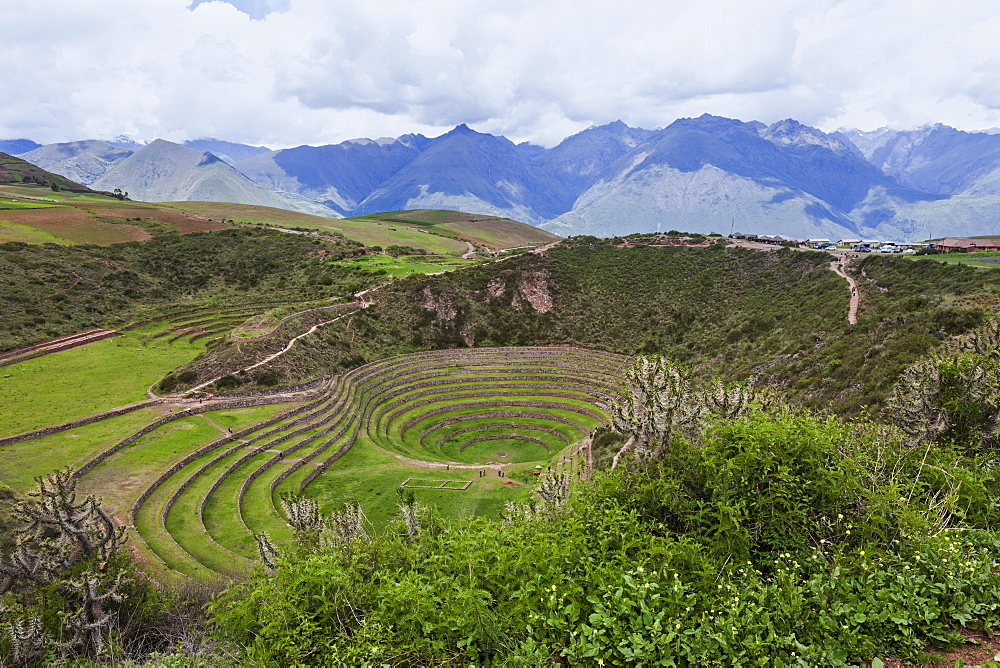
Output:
[[57, 346, 627, 582]]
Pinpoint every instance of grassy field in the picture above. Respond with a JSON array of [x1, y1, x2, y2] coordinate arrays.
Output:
[[74, 416, 222, 517], [164, 201, 468, 254], [305, 440, 535, 531], [333, 253, 475, 278], [0, 184, 231, 244], [0, 407, 170, 492], [348, 209, 559, 249], [919, 250, 1000, 268], [0, 330, 206, 437], [0, 218, 71, 244]]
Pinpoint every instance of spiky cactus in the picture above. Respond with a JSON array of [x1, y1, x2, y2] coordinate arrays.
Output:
[[325, 502, 367, 546], [254, 532, 280, 570], [535, 472, 571, 516], [0, 469, 127, 661], [699, 378, 777, 420], [611, 356, 701, 460], [886, 353, 1000, 449]]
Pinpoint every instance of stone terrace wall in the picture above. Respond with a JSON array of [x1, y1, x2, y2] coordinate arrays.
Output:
[[0, 399, 163, 447], [74, 395, 302, 478]]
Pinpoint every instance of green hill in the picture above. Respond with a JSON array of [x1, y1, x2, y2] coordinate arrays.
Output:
[[0, 152, 93, 192]]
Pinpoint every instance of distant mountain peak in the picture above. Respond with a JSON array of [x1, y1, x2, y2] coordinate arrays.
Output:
[[761, 119, 850, 154], [107, 134, 148, 150], [445, 123, 483, 137]]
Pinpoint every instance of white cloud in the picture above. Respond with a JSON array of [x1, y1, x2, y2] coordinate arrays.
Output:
[[2, 0, 1000, 148]]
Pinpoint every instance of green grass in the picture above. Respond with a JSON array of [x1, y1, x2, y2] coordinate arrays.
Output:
[[0, 331, 206, 437], [346, 209, 559, 249], [75, 416, 222, 518], [199, 405, 288, 432], [919, 251, 1000, 268], [0, 407, 169, 492], [0, 200, 57, 210], [306, 441, 534, 530], [202, 450, 278, 556], [0, 218, 73, 243], [165, 447, 259, 573], [164, 202, 468, 255], [401, 479, 472, 489], [334, 254, 475, 278]]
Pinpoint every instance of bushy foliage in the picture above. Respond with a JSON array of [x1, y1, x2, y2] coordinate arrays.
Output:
[[0, 229, 380, 350], [209, 406, 1000, 665], [887, 319, 1000, 451]]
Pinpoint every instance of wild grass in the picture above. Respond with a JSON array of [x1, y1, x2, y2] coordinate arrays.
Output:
[[0, 407, 167, 491], [0, 332, 206, 437]]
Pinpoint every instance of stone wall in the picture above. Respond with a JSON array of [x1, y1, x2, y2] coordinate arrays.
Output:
[[0, 399, 163, 447]]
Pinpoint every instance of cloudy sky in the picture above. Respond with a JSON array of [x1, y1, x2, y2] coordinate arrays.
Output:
[[4, 0, 1000, 148]]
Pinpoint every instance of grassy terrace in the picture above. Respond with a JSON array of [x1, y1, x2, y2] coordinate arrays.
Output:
[[0, 330, 206, 437], [8, 346, 624, 581], [333, 253, 475, 278]]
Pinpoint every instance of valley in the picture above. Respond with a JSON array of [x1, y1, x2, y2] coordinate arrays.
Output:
[[3, 187, 1000, 665]]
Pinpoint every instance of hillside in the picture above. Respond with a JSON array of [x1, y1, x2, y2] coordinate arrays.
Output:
[[0, 227, 374, 351], [0, 182, 231, 246], [167, 202, 557, 253], [3, 228, 1000, 665], [162, 243, 996, 413], [0, 152, 93, 192], [345, 209, 559, 249]]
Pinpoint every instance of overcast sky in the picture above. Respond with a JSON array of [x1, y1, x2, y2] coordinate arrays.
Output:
[[4, 0, 1000, 148]]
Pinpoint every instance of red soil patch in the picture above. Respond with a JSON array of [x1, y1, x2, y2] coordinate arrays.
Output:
[[503, 481, 517, 487], [1, 207, 150, 244], [68, 204, 231, 234]]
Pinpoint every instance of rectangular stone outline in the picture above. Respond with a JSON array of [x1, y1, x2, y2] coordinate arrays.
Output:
[[400, 477, 472, 490]]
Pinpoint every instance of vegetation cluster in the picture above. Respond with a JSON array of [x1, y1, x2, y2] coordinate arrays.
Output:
[[203, 343, 1000, 665], [5, 208, 1000, 664], [262, 243, 992, 412], [0, 228, 379, 351]]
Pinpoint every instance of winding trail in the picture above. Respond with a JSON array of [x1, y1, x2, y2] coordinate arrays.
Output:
[[188, 310, 358, 392], [830, 258, 860, 325]]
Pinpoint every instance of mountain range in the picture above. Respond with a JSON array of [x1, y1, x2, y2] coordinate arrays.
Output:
[[10, 116, 1000, 240]]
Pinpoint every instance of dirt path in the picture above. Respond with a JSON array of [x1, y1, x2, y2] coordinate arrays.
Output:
[[461, 241, 477, 259], [532, 240, 562, 254], [188, 310, 357, 393], [196, 413, 230, 436], [830, 258, 860, 325]]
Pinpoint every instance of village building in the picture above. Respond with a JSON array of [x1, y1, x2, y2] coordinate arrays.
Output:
[[934, 237, 1000, 252]]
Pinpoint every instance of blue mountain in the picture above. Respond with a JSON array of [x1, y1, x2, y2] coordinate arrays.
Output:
[[183, 139, 272, 165], [16, 116, 1000, 240], [841, 125, 1000, 196], [235, 135, 429, 215], [0, 139, 41, 154], [355, 124, 572, 224]]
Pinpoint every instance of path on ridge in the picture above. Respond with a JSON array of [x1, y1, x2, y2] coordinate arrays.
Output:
[[830, 257, 860, 325], [187, 310, 358, 393]]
